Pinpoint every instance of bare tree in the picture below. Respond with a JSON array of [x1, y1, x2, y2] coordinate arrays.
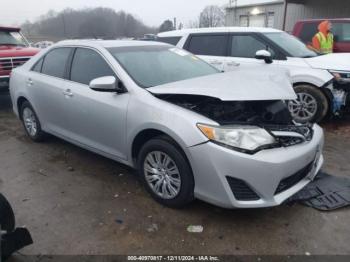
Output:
[[186, 19, 200, 29], [199, 5, 225, 28], [159, 20, 174, 33]]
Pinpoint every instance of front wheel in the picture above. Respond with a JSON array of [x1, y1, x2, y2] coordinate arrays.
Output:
[[137, 136, 195, 208], [288, 85, 329, 123]]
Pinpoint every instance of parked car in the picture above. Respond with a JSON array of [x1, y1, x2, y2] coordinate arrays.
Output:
[[292, 19, 350, 53], [10, 40, 324, 209], [0, 26, 39, 90], [158, 27, 350, 123], [33, 41, 54, 49]]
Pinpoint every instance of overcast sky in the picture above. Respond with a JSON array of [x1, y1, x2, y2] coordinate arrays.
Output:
[[1, 0, 229, 27]]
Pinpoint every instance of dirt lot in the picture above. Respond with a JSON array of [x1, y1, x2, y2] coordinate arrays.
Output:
[[1, 91, 350, 256]]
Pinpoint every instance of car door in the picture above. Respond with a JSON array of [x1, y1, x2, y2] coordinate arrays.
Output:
[[28, 47, 73, 136], [184, 33, 229, 71], [224, 33, 276, 72], [63, 47, 130, 160]]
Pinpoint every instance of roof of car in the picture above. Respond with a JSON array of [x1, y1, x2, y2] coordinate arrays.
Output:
[[56, 40, 169, 48], [295, 18, 350, 23], [158, 27, 282, 37], [0, 26, 20, 31]]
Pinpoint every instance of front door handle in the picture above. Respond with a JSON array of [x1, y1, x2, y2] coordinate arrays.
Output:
[[63, 89, 73, 97], [226, 62, 240, 67], [210, 60, 223, 65]]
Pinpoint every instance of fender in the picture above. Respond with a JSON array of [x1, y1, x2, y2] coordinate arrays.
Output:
[[289, 67, 333, 88]]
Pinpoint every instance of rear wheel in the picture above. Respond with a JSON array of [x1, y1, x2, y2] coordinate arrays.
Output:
[[288, 84, 329, 123], [137, 136, 194, 208], [20, 101, 46, 142]]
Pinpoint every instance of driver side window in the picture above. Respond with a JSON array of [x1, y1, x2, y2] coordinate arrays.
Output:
[[70, 48, 116, 85], [230, 35, 275, 58]]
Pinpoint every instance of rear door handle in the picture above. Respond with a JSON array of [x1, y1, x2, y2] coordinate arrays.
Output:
[[63, 89, 73, 97], [26, 78, 33, 86]]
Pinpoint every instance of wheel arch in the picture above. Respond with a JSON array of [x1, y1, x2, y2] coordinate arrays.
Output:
[[131, 129, 187, 162], [17, 96, 29, 120], [130, 128, 195, 179]]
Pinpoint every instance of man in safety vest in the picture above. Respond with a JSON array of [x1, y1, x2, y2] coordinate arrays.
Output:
[[311, 20, 334, 54]]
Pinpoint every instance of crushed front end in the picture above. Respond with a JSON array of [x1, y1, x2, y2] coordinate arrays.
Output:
[[158, 94, 324, 208]]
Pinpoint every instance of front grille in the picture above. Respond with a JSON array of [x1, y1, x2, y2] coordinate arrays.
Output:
[[226, 177, 260, 201], [265, 124, 314, 148], [277, 136, 305, 147], [275, 162, 314, 195], [0, 57, 30, 75]]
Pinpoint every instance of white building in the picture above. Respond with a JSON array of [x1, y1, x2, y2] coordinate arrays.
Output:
[[225, 0, 350, 32]]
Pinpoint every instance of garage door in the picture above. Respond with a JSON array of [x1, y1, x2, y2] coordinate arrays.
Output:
[[249, 14, 265, 27]]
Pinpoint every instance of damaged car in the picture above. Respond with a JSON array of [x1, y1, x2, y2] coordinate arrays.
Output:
[[10, 41, 324, 208], [158, 27, 350, 123]]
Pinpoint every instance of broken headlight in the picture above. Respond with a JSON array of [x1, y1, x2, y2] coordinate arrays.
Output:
[[197, 124, 277, 154], [329, 70, 350, 84]]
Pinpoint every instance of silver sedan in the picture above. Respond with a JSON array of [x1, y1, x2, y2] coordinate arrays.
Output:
[[10, 40, 324, 208]]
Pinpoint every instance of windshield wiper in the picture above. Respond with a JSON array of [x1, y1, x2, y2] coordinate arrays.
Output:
[[301, 55, 317, 58]]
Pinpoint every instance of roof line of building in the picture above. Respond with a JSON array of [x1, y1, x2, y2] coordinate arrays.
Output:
[[225, 0, 285, 9]]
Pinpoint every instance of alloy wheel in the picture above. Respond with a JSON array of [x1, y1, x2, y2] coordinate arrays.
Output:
[[23, 107, 38, 137], [143, 151, 181, 200], [288, 92, 318, 122]]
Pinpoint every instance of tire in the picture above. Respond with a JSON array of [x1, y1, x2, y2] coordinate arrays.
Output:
[[288, 84, 329, 123], [20, 101, 46, 142], [0, 194, 15, 232], [137, 136, 195, 208]]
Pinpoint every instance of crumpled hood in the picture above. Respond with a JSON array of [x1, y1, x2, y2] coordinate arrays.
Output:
[[305, 53, 350, 71], [148, 68, 296, 101]]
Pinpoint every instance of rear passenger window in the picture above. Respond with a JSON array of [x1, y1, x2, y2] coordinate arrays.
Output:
[[157, 37, 181, 46], [32, 58, 44, 73], [230, 35, 274, 58], [186, 34, 228, 56], [41, 48, 71, 78], [299, 23, 318, 43], [70, 48, 115, 85]]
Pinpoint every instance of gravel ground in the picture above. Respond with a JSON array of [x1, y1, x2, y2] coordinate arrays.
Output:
[[1, 91, 350, 256]]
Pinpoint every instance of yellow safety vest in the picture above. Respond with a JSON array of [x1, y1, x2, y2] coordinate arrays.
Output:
[[315, 32, 334, 54]]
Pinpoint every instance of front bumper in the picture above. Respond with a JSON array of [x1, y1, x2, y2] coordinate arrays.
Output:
[[188, 125, 324, 208]]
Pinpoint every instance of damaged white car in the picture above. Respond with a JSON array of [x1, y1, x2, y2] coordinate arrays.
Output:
[[10, 41, 324, 208], [158, 27, 350, 123]]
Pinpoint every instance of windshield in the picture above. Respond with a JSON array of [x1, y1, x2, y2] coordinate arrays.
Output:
[[108, 46, 219, 88], [0, 31, 27, 46], [264, 32, 318, 58]]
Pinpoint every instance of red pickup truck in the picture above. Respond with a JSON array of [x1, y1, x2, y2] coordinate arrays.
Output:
[[0, 26, 39, 90], [292, 19, 350, 53]]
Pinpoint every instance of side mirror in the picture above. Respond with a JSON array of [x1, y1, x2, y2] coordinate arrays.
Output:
[[89, 76, 126, 93], [255, 50, 273, 64]]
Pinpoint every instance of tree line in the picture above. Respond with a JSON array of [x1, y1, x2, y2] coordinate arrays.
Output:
[[22, 5, 225, 41]]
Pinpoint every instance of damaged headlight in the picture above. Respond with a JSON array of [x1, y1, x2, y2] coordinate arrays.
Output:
[[329, 70, 350, 84], [197, 124, 277, 154]]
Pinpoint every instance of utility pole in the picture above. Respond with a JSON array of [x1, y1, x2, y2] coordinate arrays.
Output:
[[282, 0, 288, 31], [61, 14, 67, 38], [173, 17, 177, 30]]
